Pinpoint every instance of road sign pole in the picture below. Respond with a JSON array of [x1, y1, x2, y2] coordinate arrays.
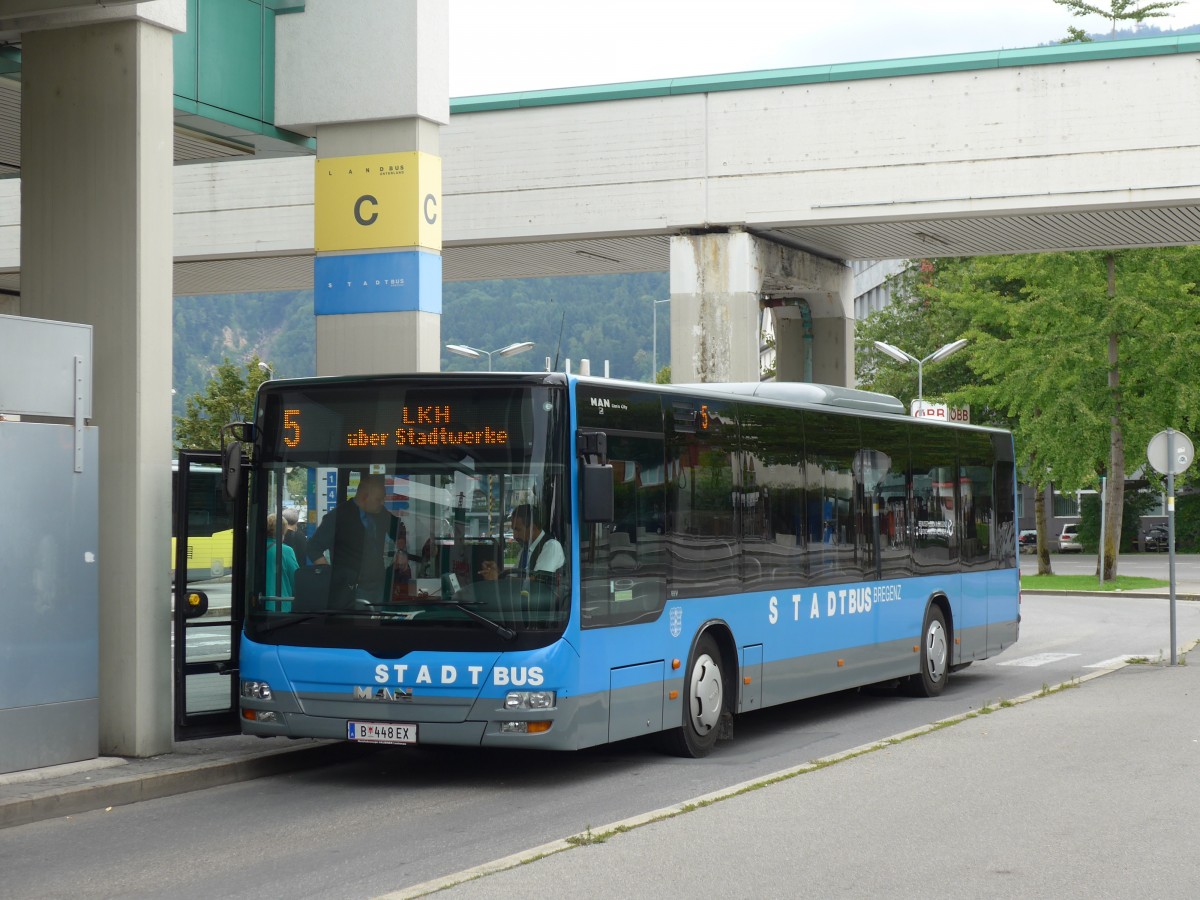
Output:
[[1098, 475, 1106, 589], [1146, 427, 1193, 666], [1168, 429, 1177, 666]]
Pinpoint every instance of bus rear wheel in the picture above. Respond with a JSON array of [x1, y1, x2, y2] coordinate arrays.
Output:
[[656, 634, 725, 758], [906, 604, 949, 697]]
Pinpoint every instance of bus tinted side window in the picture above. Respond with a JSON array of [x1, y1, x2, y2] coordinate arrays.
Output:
[[864, 417, 912, 581], [805, 411, 862, 585], [958, 430, 995, 568], [911, 424, 958, 573], [738, 402, 806, 589], [666, 397, 739, 598], [579, 432, 668, 629], [992, 432, 1017, 564]]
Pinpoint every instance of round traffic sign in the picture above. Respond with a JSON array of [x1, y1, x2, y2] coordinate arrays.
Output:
[[1147, 429, 1195, 476]]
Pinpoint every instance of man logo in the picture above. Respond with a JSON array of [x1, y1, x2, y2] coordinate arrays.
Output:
[[669, 606, 683, 638], [354, 686, 413, 702]]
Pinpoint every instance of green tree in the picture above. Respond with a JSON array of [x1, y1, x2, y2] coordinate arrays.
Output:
[[939, 250, 1200, 580], [856, 260, 975, 412], [1055, 0, 1184, 41], [858, 262, 1058, 575], [174, 355, 272, 450], [1079, 488, 1156, 553], [858, 249, 1200, 579]]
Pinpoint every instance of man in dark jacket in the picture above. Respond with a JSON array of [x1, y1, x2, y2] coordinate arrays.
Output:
[[307, 474, 393, 604]]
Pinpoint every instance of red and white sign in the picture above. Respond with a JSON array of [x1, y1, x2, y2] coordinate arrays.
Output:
[[910, 401, 970, 423]]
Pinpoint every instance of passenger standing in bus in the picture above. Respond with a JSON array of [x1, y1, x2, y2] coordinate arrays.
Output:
[[265, 512, 299, 597], [282, 507, 309, 564], [307, 474, 393, 604]]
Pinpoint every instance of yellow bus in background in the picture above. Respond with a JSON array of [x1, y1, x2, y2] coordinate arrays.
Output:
[[171, 461, 235, 583]]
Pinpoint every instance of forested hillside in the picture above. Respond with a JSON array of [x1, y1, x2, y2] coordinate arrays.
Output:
[[172, 272, 670, 415]]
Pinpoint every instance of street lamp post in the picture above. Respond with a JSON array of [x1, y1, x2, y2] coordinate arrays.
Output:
[[872, 339, 968, 405], [445, 341, 534, 371]]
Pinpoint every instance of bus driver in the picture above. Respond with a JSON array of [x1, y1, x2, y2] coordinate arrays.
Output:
[[480, 503, 564, 581]]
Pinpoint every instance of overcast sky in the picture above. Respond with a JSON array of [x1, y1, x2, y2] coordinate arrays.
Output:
[[448, 0, 1195, 96]]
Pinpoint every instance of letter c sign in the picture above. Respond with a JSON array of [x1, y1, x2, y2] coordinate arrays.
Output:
[[424, 193, 438, 225], [354, 194, 379, 227]]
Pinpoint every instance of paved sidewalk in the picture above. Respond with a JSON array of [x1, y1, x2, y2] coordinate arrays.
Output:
[[0, 734, 351, 830], [399, 652, 1200, 899]]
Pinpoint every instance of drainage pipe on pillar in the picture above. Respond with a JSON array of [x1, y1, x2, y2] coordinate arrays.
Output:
[[798, 302, 814, 383], [763, 298, 815, 383]]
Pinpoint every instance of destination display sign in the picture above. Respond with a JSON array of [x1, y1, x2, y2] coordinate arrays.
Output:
[[262, 386, 544, 457]]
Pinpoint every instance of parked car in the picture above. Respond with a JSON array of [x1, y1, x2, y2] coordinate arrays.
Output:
[[1144, 524, 1169, 552], [1058, 523, 1082, 552], [1018, 529, 1038, 552]]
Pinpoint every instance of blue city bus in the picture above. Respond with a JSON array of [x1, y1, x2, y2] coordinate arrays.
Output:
[[234, 372, 1019, 757]]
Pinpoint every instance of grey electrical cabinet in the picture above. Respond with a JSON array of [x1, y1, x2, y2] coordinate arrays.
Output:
[[0, 314, 99, 774]]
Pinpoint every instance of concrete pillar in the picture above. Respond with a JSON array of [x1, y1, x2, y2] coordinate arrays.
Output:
[[21, 18, 177, 757], [802, 265, 856, 387], [668, 233, 765, 384], [276, 0, 448, 376], [312, 119, 443, 375], [669, 232, 854, 386]]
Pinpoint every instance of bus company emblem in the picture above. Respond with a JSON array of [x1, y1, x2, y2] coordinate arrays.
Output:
[[354, 686, 413, 702], [669, 606, 682, 638]]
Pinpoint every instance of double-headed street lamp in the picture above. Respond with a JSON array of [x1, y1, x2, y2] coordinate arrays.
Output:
[[872, 338, 968, 404], [445, 341, 534, 371]]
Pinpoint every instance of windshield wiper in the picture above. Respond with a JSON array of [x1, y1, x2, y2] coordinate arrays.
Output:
[[254, 609, 380, 634], [441, 601, 516, 641]]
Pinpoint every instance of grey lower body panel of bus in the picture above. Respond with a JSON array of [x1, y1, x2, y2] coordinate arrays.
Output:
[[240, 620, 1021, 751], [240, 690, 609, 751]]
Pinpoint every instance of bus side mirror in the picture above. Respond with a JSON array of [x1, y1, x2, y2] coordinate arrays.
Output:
[[222, 442, 244, 502], [220, 422, 252, 502], [582, 463, 614, 523]]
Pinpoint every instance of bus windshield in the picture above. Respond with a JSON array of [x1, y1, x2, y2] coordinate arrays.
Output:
[[245, 378, 570, 652]]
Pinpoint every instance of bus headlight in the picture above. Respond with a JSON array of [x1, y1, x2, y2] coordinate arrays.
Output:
[[241, 680, 273, 701], [504, 690, 556, 710]]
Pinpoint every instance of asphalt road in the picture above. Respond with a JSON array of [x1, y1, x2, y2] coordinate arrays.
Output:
[[4, 590, 1198, 899]]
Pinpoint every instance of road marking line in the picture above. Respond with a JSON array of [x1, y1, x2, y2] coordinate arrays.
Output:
[[1085, 655, 1146, 669], [997, 652, 1080, 667]]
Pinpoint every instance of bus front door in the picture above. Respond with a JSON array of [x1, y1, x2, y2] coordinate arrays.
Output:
[[172, 450, 247, 740]]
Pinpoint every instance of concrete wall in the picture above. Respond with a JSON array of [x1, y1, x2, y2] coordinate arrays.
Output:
[[3, 45, 1198, 273]]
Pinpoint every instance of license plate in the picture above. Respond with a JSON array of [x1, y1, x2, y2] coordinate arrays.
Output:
[[347, 721, 418, 744]]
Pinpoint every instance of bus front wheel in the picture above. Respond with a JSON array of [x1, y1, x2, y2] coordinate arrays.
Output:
[[906, 604, 949, 697], [656, 633, 725, 758]]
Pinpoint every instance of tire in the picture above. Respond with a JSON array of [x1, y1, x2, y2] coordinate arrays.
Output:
[[906, 604, 949, 697], [655, 633, 726, 758]]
